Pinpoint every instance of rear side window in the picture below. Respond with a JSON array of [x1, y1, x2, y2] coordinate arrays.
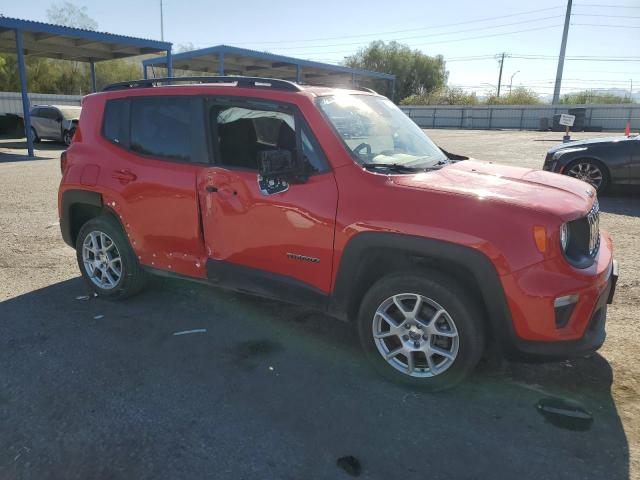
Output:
[[103, 99, 128, 145], [130, 97, 193, 162]]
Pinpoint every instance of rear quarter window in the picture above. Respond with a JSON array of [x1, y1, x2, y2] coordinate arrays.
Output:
[[102, 99, 129, 145]]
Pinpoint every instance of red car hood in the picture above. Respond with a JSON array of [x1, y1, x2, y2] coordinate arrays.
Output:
[[392, 160, 596, 220]]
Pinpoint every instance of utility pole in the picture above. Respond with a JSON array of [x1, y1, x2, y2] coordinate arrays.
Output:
[[160, 0, 164, 41], [552, 0, 573, 104], [509, 70, 520, 95], [496, 53, 505, 97]]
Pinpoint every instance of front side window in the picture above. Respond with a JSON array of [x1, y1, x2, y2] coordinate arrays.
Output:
[[317, 94, 447, 169], [211, 104, 327, 173], [130, 97, 193, 162]]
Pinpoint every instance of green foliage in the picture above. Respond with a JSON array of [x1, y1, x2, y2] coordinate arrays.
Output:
[[560, 90, 632, 104], [344, 41, 447, 103], [0, 2, 142, 94], [46, 1, 98, 30], [0, 54, 142, 94], [400, 87, 478, 106], [485, 87, 541, 105]]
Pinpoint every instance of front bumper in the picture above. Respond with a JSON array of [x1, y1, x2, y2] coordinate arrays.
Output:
[[507, 259, 618, 360]]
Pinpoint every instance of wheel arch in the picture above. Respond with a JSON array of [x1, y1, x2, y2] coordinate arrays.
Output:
[[329, 232, 515, 346], [60, 189, 124, 248]]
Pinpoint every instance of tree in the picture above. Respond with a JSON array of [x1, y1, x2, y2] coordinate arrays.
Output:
[[485, 86, 540, 105], [344, 41, 447, 103], [560, 90, 632, 104], [46, 1, 98, 30], [0, 2, 143, 94], [400, 87, 478, 106]]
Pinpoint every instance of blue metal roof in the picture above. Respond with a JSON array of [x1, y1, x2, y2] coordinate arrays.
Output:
[[0, 17, 171, 61], [143, 44, 395, 81]]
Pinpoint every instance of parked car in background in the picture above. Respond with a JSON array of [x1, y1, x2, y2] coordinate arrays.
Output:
[[30, 105, 81, 146], [543, 135, 640, 193]]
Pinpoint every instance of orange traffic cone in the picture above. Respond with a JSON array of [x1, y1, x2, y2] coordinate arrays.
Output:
[[625, 122, 631, 136]]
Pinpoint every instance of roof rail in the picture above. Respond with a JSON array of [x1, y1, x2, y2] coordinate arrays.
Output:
[[102, 76, 302, 92]]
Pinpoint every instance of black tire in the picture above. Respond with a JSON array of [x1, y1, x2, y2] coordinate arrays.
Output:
[[30, 127, 41, 143], [565, 158, 610, 194], [357, 271, 485, 391], [75, 214, 147, 299], [63, 127, 75, 146]]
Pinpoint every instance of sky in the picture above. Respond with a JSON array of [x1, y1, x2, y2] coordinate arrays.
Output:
[[1, 0, 639, 98]]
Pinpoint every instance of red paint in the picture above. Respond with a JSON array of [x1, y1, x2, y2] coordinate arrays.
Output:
[[59, 84, 614, 344]]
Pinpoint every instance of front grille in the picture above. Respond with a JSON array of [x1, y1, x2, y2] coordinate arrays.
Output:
[[587, 200, 600, 256]]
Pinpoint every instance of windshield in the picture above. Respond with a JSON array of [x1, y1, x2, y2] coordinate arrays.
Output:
[[59, 106, 81, 120], [317, 94, 447, 169]]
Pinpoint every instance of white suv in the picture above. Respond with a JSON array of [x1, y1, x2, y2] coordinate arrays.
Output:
[[30, 105, 81, 146]]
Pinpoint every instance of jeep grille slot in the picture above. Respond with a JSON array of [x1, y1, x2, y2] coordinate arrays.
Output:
[[563, 200, 600, 269], [587, 200, 600, 257]]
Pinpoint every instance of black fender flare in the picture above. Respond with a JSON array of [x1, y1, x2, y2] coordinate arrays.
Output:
[[60, 189, 103, 247], [328, 232, 516, 350]]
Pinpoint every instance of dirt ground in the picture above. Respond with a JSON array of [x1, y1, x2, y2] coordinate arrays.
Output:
[[0, 130, 638, 479]]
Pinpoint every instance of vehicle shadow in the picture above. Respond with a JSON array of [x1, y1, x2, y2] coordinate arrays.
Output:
[[600, 188, 640, 217], [0, 151, 53, 163], [0, 139, 65, 151], [0, 277, 630, 480]]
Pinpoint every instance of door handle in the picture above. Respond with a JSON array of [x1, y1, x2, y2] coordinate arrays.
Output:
[[112, 170, 137, 184], [206, 185, 218, 193]]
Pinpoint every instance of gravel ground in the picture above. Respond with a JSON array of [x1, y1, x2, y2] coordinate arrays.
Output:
[[0, 130, 638, 479]]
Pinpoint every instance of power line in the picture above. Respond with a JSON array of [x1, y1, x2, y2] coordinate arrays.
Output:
[[573, 3, 640, 8], [269, 25, 564, 57], [253, 16, 564, 52], [571, 22, 640, 28], [201, 6, 566, 46], [573, 13, 640, 18]]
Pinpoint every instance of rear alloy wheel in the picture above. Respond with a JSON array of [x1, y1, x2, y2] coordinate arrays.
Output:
[[358, 272, 484, 391], [566, 159, 609, 193], [82, 231, 122, 290], [76, 215, 147, 299]]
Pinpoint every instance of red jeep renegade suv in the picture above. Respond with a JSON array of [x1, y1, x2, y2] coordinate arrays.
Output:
[[58, 77, 618, 390]]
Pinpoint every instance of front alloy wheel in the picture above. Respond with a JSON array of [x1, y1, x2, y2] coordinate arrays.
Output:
[[358, 272, 484, 391], [373, 294, 459, 377], [566, 160, 607, 192], [63, 128, 74, 146]]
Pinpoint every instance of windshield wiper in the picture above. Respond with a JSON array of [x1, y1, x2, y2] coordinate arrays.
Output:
[[361, 163, 419, 173]]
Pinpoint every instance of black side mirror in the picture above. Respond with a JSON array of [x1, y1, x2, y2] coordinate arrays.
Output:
[[257, 149, 307, 184]]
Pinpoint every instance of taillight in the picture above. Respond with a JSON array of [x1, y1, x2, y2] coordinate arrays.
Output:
[[60, 151, 67, 175]]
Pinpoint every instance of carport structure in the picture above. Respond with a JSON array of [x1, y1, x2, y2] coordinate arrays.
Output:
[[0, 17, 172, 158], [142, 45, 396, 98]]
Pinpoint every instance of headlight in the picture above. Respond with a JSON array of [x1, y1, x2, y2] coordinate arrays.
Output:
[[552, 147, 588, 161], [560, 223, 570, 251]]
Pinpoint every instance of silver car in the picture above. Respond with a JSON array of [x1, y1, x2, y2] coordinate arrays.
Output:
[[30, 105, 81, 146]]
